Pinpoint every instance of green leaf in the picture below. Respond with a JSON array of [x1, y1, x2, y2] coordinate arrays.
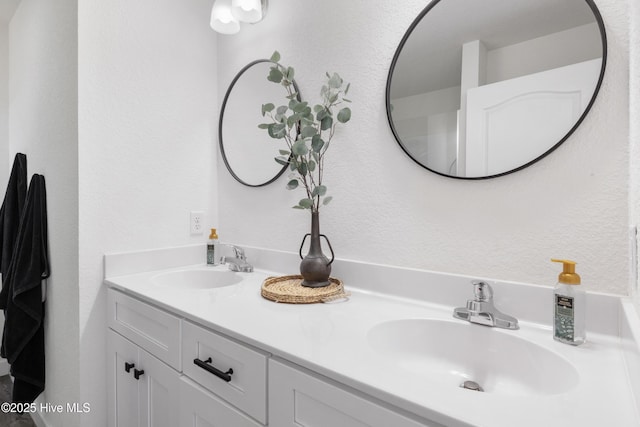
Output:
[[343, 98, 352, 103], [261, 103, 275, 116], [344, 82, 350, 94], [299, 198, 314, 209], [323, 196, 333, 206], [274, 156, 289, 166], [278, 149, 291, 155], [301, 126, 317, 138], [286, 179, 299, 190], [316, 109, 329, 121], [268, 123, 287, 139], [268, 67, 283, 83], [270, 51, 281, 63], [313, 104, 324, 113], [277, 105, 288, 115], [337, 107, 351, 123], [292, 140, 308, 156], [286, 66, 295, 80], [321, 116, 333, 131], [286, 92, 299, 100], [307, 159, 316, 172], [289, 162, 297, 171], [311, 135, 324, 152], [258, 123, 270, 129], [297, 162, 308, 176], [311, 185, 327, 197], [287, 114, 299, 129], [328, 73, 342, 89], [293, 101, 309, 113]]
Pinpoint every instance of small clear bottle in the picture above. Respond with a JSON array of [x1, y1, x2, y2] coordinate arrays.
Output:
[[551, 259, 586, 345], [207, 228, 219, 266]]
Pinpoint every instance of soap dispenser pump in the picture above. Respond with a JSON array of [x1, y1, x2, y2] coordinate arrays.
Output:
[[207, 228, 219, 266], [551, 259, 586, 345]]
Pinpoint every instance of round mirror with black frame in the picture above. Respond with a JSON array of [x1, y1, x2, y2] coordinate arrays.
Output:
[[386, 0, 607, 180], [219, 59, 301, 187]]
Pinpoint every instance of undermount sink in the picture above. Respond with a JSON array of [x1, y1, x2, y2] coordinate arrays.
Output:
[[151, 268, 242, 289], [367, 319, 579, 396]]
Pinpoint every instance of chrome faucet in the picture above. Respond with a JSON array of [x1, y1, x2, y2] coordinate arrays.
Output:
[[453, 281, 518, 329], [220, 244, 253, 272]]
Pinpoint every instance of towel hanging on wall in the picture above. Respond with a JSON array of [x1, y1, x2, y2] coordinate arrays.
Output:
[[0, 153, 27, 282], [0, 174, 49, 403]]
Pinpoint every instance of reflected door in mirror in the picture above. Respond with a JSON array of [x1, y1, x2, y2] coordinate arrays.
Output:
[[386, 0, 606, 179]]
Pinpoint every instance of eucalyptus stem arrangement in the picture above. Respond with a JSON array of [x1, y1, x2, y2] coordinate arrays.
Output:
[[259, 51, 352, 212]]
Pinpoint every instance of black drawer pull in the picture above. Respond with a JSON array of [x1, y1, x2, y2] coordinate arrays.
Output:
[[134, 369, 145, 380], [124, 362, 135, 373], [193, 357, 233, 382]]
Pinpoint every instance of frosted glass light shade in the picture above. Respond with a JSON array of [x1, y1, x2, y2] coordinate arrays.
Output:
[[210, 0, 240, 34], [231, 0, 265, 24]]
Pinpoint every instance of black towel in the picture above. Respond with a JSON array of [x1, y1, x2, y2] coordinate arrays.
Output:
[[0, 153, 27, 284], [1, 174, 49, 403], [0, 153, 28, 362]]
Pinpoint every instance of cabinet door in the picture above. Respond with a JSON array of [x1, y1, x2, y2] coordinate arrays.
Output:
[[138, 349, 180, 427], [108, 330, 140, 427], [269, 359, 438, 427], [179, 377, 262, 427]]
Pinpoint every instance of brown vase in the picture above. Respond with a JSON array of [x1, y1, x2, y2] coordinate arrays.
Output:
[[299, 211, 334, 287]]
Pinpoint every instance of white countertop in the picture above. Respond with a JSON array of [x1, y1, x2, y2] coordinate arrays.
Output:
[[105, 261, 640, 427]]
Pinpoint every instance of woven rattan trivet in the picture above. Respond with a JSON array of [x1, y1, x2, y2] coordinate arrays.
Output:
[[261, 275, 349, 304]]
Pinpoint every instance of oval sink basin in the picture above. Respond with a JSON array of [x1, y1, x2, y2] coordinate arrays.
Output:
[[151, 269, 242, 290], [367, 319, 579, 396]]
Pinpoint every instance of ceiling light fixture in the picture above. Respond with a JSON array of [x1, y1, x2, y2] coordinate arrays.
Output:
[[210, 0, 240, 34], [231, 0, 266, 24], [210, 0, 268, 34]]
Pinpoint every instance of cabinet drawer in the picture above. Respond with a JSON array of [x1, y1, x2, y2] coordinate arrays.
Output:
[[182, 320, 267, 424], [108, 289, 181, 370], [269, 359, 440, 427], [179, 377, 262, 427]]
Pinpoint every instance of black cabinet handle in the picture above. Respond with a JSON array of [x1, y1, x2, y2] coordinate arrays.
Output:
[[133, 369, 145, 380], [125, 362, 135, 373], [193, 357, 233, 382]]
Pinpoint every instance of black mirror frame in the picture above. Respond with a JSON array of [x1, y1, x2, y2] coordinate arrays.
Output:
[[219, 59, 301, 187], [385, 0, 608, 180]]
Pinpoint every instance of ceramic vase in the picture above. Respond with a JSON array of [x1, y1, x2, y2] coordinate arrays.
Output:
[[299, 211, 334, 287]]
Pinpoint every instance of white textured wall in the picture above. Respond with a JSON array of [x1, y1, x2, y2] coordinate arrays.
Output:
[[217, 0, 631, 295], [9, 0, 80, 426], [0, 23, 9, 377], [0, 24, 8, 186], [630, 0, 640, 310], [78, 0, 218, 425]]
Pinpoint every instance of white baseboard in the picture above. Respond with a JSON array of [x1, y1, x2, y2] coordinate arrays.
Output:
[[30, 410, 48, 427]]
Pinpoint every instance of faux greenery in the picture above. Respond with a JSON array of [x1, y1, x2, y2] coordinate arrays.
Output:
[[259, 51, 351, 211]]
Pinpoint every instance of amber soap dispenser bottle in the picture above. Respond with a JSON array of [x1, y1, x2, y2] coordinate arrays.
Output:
[[551, 259, 586, 345], [207, 228, 219, 266]]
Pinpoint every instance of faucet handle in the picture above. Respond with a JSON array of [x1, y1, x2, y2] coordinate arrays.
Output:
[[472, 281, 493, 302], [231, 246, 246, 259]]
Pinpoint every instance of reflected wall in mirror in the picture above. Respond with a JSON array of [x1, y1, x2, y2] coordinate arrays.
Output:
[[220, 59, 300, 187], [387, 0, 606, 179]]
